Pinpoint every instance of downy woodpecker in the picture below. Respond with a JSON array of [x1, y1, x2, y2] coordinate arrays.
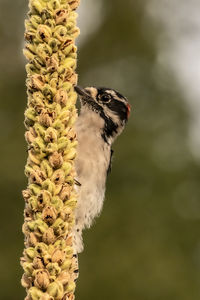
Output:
[[73, 86, 130, 253]]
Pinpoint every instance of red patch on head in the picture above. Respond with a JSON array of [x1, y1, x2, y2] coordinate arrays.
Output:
[[127, 103, 131, 118]]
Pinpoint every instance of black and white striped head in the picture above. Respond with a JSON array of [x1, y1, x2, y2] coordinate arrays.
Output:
[[75, 86, 130, 143]]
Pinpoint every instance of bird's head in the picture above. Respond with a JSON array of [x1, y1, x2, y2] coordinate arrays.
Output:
[[75, 86, 131, 144]]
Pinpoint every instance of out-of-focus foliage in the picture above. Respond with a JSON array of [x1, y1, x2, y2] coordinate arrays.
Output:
[[0, 0, 200, 299]]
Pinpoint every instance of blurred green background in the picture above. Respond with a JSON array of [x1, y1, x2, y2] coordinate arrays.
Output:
[[1, 0, 200, 299]]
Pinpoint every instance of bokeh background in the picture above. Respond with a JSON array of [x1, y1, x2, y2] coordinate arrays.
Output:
[[1, 0, 200, 299]]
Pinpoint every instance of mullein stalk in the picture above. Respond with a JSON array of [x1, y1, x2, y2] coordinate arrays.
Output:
[[21, 1, 80, 299]]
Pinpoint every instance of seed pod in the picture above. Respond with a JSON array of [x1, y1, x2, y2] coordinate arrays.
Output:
[[51, 249, 66, 264], [55, 9, 69, 25], [49, 151, 63, 169], [36, 25, 52, 43], [42, 227, 56, 245], [57, 271, 70, 285], [31, 74, 45, 90], [28, 232, 38, 247], [54, 89, 68, 106], [68, 0, 80, 10], [34, 269, 50, 290], [33, 256, 44, 269], [42, 205, 58, 224], [21, 273, 33, 289]]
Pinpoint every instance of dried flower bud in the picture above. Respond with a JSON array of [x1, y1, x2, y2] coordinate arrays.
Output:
[[55, 9, 68, 25], [59, 185, 71, 201], [65, 234, 73, 246], [46, 54, 59, 72], [42, 228, 55, 245], [28, 232, 38, 247], [68, 293, 75, 300], [39, 111, 53, 127], [36, 25, 52, 43], [51, 249, 65, 264], [29, 169, 46, 185], [33, 256, 44, 269], [49, 151, 63, 169], [66, 73, 77, 85], [34, 269, 50, 290], [51, 169, 65, 185], [42, 205, 58, 224], [22, 189, 31, 201], [37, 190, 51, 210], [35, 243, 48, 256], [54, 25, 68, 42], [24, 31, 35, 43], [57, 271, 70, 285], [68, 0, 80, 10], [31, 74, 45, 90], [67, 128, 76, 140], [54, 89, 68, 106], [44, 127, 58, 143], [21, 273, 33, 289], [25, 130, 36, 144]]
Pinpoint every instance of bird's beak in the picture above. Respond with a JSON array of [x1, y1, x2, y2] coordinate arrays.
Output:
[[74, 86, 94, 107], [74, 86, 90, 98]]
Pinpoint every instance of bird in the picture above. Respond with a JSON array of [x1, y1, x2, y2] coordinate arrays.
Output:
[[73, 86, 130, 253]]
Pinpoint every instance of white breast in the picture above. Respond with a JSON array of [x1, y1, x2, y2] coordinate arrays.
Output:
[[74, 108, 111, 229]]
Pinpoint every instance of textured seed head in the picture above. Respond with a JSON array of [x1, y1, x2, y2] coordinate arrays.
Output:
[[23, 0, 79, 297]]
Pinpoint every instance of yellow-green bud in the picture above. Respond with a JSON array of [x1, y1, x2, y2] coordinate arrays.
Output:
[[47, 281, 64, 299]]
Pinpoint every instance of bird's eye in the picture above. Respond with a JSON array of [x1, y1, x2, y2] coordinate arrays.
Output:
[[99, 93, 112, 103]]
